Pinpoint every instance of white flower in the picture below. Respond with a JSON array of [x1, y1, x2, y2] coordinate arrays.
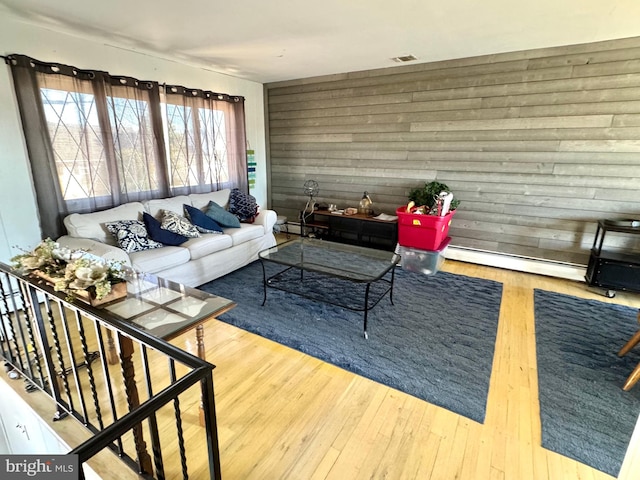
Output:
[[52, 246, 74, 262], [20, 256, 45, 270], [67, 262, 108, 290]]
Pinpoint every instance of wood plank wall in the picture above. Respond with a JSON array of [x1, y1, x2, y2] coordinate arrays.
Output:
[[265, 37, 640, 265]]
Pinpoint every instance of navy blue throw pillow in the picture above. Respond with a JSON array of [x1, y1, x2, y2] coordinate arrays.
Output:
[[143, 212, 189, 246], [184, 204, 224, 234]]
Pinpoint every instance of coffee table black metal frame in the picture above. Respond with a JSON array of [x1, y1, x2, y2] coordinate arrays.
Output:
[[258, 238, 400, 338]]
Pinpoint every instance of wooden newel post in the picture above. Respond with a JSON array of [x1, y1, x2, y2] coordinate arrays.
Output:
[[105, 328, 119, 365]]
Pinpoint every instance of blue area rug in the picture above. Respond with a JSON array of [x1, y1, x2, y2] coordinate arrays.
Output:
[[534, 289, 640, 476], [199, 261, 502, 423]]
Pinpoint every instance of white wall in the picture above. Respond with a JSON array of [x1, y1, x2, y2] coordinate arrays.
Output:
[[619, 412, 640, 479], [0, 15, 267, 263], [0, 378, 69, 455]]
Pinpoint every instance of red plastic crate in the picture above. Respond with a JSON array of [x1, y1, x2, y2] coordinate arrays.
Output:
[[396, 207, 455, 251]]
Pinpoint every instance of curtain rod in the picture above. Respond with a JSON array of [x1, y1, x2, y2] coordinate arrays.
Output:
[[3, 54, 244, 100]]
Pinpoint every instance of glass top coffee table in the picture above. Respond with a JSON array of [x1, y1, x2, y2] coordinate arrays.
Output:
[[259, 238, 400, 338]]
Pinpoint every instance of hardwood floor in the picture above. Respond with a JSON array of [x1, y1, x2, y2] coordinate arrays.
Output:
[[5, 248, 640, 479], [172, 254, 640, 480]]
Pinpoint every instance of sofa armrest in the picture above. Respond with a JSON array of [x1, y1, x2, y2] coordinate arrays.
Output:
[[56, 236, 132, 267], [253, 209, 277, 235]]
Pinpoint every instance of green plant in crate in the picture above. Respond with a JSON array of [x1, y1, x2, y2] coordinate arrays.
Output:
[[408, 181, 460, 214]]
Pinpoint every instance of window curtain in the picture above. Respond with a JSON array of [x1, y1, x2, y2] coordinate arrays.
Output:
[[163, 85, 248, 195], [7, 54, 170, 239]]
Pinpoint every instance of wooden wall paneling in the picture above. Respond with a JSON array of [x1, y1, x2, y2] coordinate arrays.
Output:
[[412, 75, 640, 103], [269, 124, 411, 136], [410, 115, 613, 132], [614, 114, 640, 126], [572, 59, 640, 78], [436, 171, 640, 189], [267, 92, 414, 112], [481, 87, 640, 108], [553, 164, 640, 176], [269, 64, 573, 96], [267, 36, 640, 89], [266, 37, 640, 265]]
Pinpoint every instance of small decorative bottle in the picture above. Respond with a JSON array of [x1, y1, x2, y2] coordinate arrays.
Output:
[[358, 191, 373, 216]]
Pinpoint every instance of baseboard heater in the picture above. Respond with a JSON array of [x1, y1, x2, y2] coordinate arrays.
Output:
[[444, 246, 587, 282]]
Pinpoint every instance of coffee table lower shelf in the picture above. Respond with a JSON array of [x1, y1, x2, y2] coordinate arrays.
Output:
[[259, 264, 395, 339]]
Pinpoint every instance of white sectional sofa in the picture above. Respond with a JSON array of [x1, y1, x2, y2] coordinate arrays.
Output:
[[56, 189, 277, 287]]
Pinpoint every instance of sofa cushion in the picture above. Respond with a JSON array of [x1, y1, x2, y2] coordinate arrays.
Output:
[[105, 220, 164, 253], [228, 188, 259, 223], [143, 195, 191, 218], [143, 212, 189, 246], [225, 224, 265, 246], [64, 202, 145, 245], [189, 189, 231, 210], [182, 234, 233, 261], [160, 210, 200, 238], [205, 201, 241, 228], [183, 204, 224, 234], [130, 246, 190, 274]]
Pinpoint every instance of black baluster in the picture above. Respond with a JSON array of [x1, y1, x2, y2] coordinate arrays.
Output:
[[3, 276, 23, 368], [21, 283, 51, 392], [0, 273, 14, 360], [169, 359, 188, 480], [93, 322, 124, 455], [25, 285, 66, 417], [42, 297, 74, 418], [75, 311, 103, 430], [141, 346, 165, 480]]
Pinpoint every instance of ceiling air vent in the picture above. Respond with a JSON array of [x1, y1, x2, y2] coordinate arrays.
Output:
[[391, 55, 417, 63]]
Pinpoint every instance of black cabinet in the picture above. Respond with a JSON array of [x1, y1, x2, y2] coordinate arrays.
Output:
[[304, 210, 398, 251], [585, 220, 640, 295]]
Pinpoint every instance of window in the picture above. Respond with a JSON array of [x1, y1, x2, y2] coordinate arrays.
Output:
[[41, 87, 111, 201], [163, 86, 246, 195], [8, 54, 248, 239]]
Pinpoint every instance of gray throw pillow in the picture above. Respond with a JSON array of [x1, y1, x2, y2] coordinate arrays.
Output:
[[204, 201, 241, 228]]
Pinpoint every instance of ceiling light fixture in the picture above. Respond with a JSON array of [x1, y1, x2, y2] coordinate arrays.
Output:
[[391, 54, 418, 63]]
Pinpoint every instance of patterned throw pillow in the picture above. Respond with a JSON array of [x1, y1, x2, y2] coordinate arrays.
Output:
[[204, 201, 241, 228], [183, 204, 224, 234], [160, 210, 200, 238], [105, 220, 164, 253], [228, 188, 259, 223]]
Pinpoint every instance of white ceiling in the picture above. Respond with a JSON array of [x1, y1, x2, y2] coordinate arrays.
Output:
[[2, 0, 640, 84]]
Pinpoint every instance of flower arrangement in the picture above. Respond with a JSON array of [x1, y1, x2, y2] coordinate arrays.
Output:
[[11, 238, 126, 301]]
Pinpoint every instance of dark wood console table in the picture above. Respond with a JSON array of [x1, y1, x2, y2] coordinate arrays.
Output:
[[303, 210, 398, 251]]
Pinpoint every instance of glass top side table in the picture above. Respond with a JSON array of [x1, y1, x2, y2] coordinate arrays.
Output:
[[101, 270, 234, 427], [104, 271, 235, 341]]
